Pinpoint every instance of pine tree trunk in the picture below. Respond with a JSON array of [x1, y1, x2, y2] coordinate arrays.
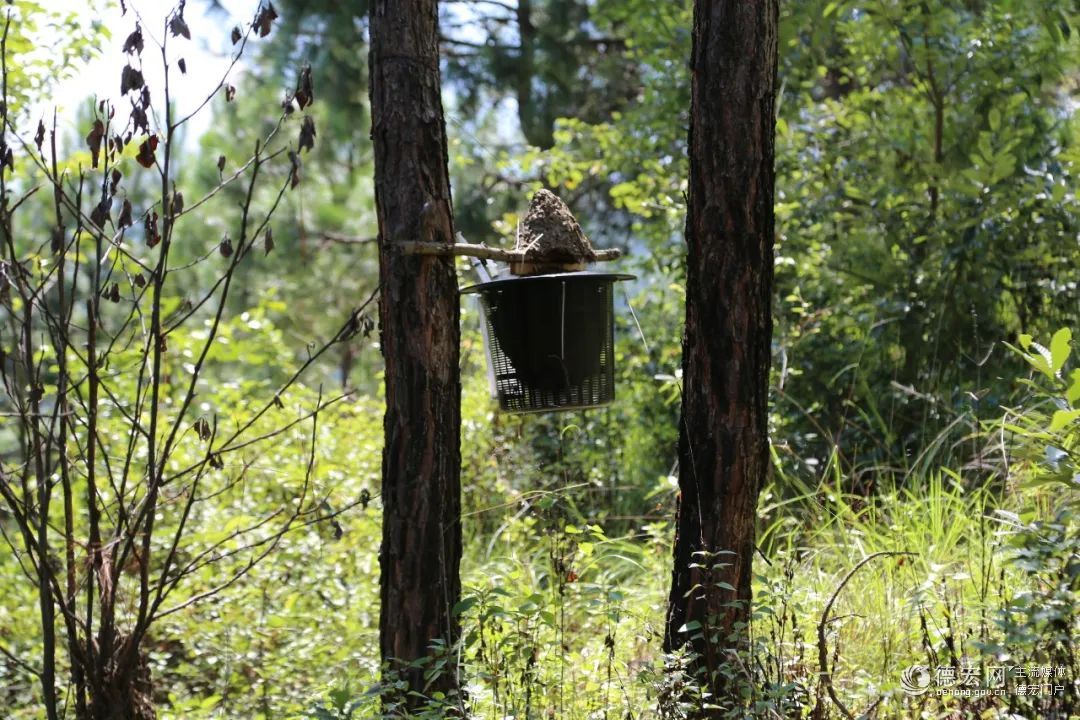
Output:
[[664, 0, 778, 710], [369, 0, 463, 707]]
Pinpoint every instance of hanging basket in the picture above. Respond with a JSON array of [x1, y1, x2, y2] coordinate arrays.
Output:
[[462, 271, 634, 413]]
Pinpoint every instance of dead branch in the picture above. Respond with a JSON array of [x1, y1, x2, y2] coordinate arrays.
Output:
[[816, 550, 916, 720], [401, 233, 622, 263], [315, 230, 377, 246]]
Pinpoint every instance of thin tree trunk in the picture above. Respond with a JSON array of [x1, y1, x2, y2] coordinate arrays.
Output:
[[515, 0, 551, 149], [369, 0, 464, 709], [664, 0, 778, 711]]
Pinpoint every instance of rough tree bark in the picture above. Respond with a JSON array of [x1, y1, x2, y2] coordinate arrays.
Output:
[[664, 0, 778, 707], [369, 0, 463, 707]]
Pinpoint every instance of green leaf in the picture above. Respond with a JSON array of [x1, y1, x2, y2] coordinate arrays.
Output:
[[989, 108, 1001, 132], [199, 695, 221, 710], [1024, 342, 1055, 379], [978, 132, 994, 162], [452, 597, 478, 616], [678, 620, 702, 633], [1067, 370, 1080, 406], [992, 153, 1016, 183], [1050, 328, 1072, 374], [329, 687, 351, 711], [1049, 409, 1080, 432]]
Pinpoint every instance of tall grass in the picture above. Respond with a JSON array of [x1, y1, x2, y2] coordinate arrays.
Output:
[[441, 461, 1073, 720]]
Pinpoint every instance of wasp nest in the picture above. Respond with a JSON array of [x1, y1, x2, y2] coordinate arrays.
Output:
[[513, 189, 596, 273]]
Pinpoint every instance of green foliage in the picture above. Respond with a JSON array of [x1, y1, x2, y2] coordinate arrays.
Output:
[[771, 0, 1080, 472], [3, 1, 1080, 718], [146, 371, 383, 718], [186, 84, 381, 394], [982, 507, 1078, 718], [975, 328, 1080, 718], [1006, 328, 1080, 492], [2, 2, 105, 116], [529, 0, 1080, 483], [3, 307, 1078, 718]]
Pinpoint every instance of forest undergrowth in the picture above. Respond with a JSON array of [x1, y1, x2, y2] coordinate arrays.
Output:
[[1, 0, 1078, 716], [3, 314, 1073, 719]]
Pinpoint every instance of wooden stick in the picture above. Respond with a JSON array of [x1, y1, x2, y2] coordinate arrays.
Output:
[[399, 233, 622, 262]]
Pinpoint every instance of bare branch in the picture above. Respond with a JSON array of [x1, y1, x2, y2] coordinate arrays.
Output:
[[314, 230, 378, 246], [817, 551, 917, 720], [0, 640, 41, 678], [401, 233, 622, 263]]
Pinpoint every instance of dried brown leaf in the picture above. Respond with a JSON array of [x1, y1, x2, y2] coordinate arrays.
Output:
[[294, 64, 313, 110], [86, 119, 105, 169], [118, 199, 133, 228], [122, 24, 143, 54], [131, 105, 149, 136], [169, 15, 191, 39], [298, 115, 316, 153], [121, 65, 144, 95], [135, 135, 158, 168], [145, 211, 160, 247], [254, 2, 278, 37], [90, 199, 110, 229], [288, 149, 301, 188]]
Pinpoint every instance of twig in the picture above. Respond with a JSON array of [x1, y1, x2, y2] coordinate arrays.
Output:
[[149, 504, 355, 621], [314, 230, 377, 246], [0, 640, 41, 678], [162, 285, 380, 487], [817, 550, 916, 720]]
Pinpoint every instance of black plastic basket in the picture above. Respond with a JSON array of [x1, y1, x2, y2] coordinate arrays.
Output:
[[462, 271, 634, 413]]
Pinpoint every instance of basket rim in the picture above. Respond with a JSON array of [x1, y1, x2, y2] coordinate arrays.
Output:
[[459, 270, 635, 295]]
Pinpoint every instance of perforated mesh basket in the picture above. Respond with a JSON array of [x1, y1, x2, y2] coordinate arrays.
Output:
[[462, 272, 634, 413]]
